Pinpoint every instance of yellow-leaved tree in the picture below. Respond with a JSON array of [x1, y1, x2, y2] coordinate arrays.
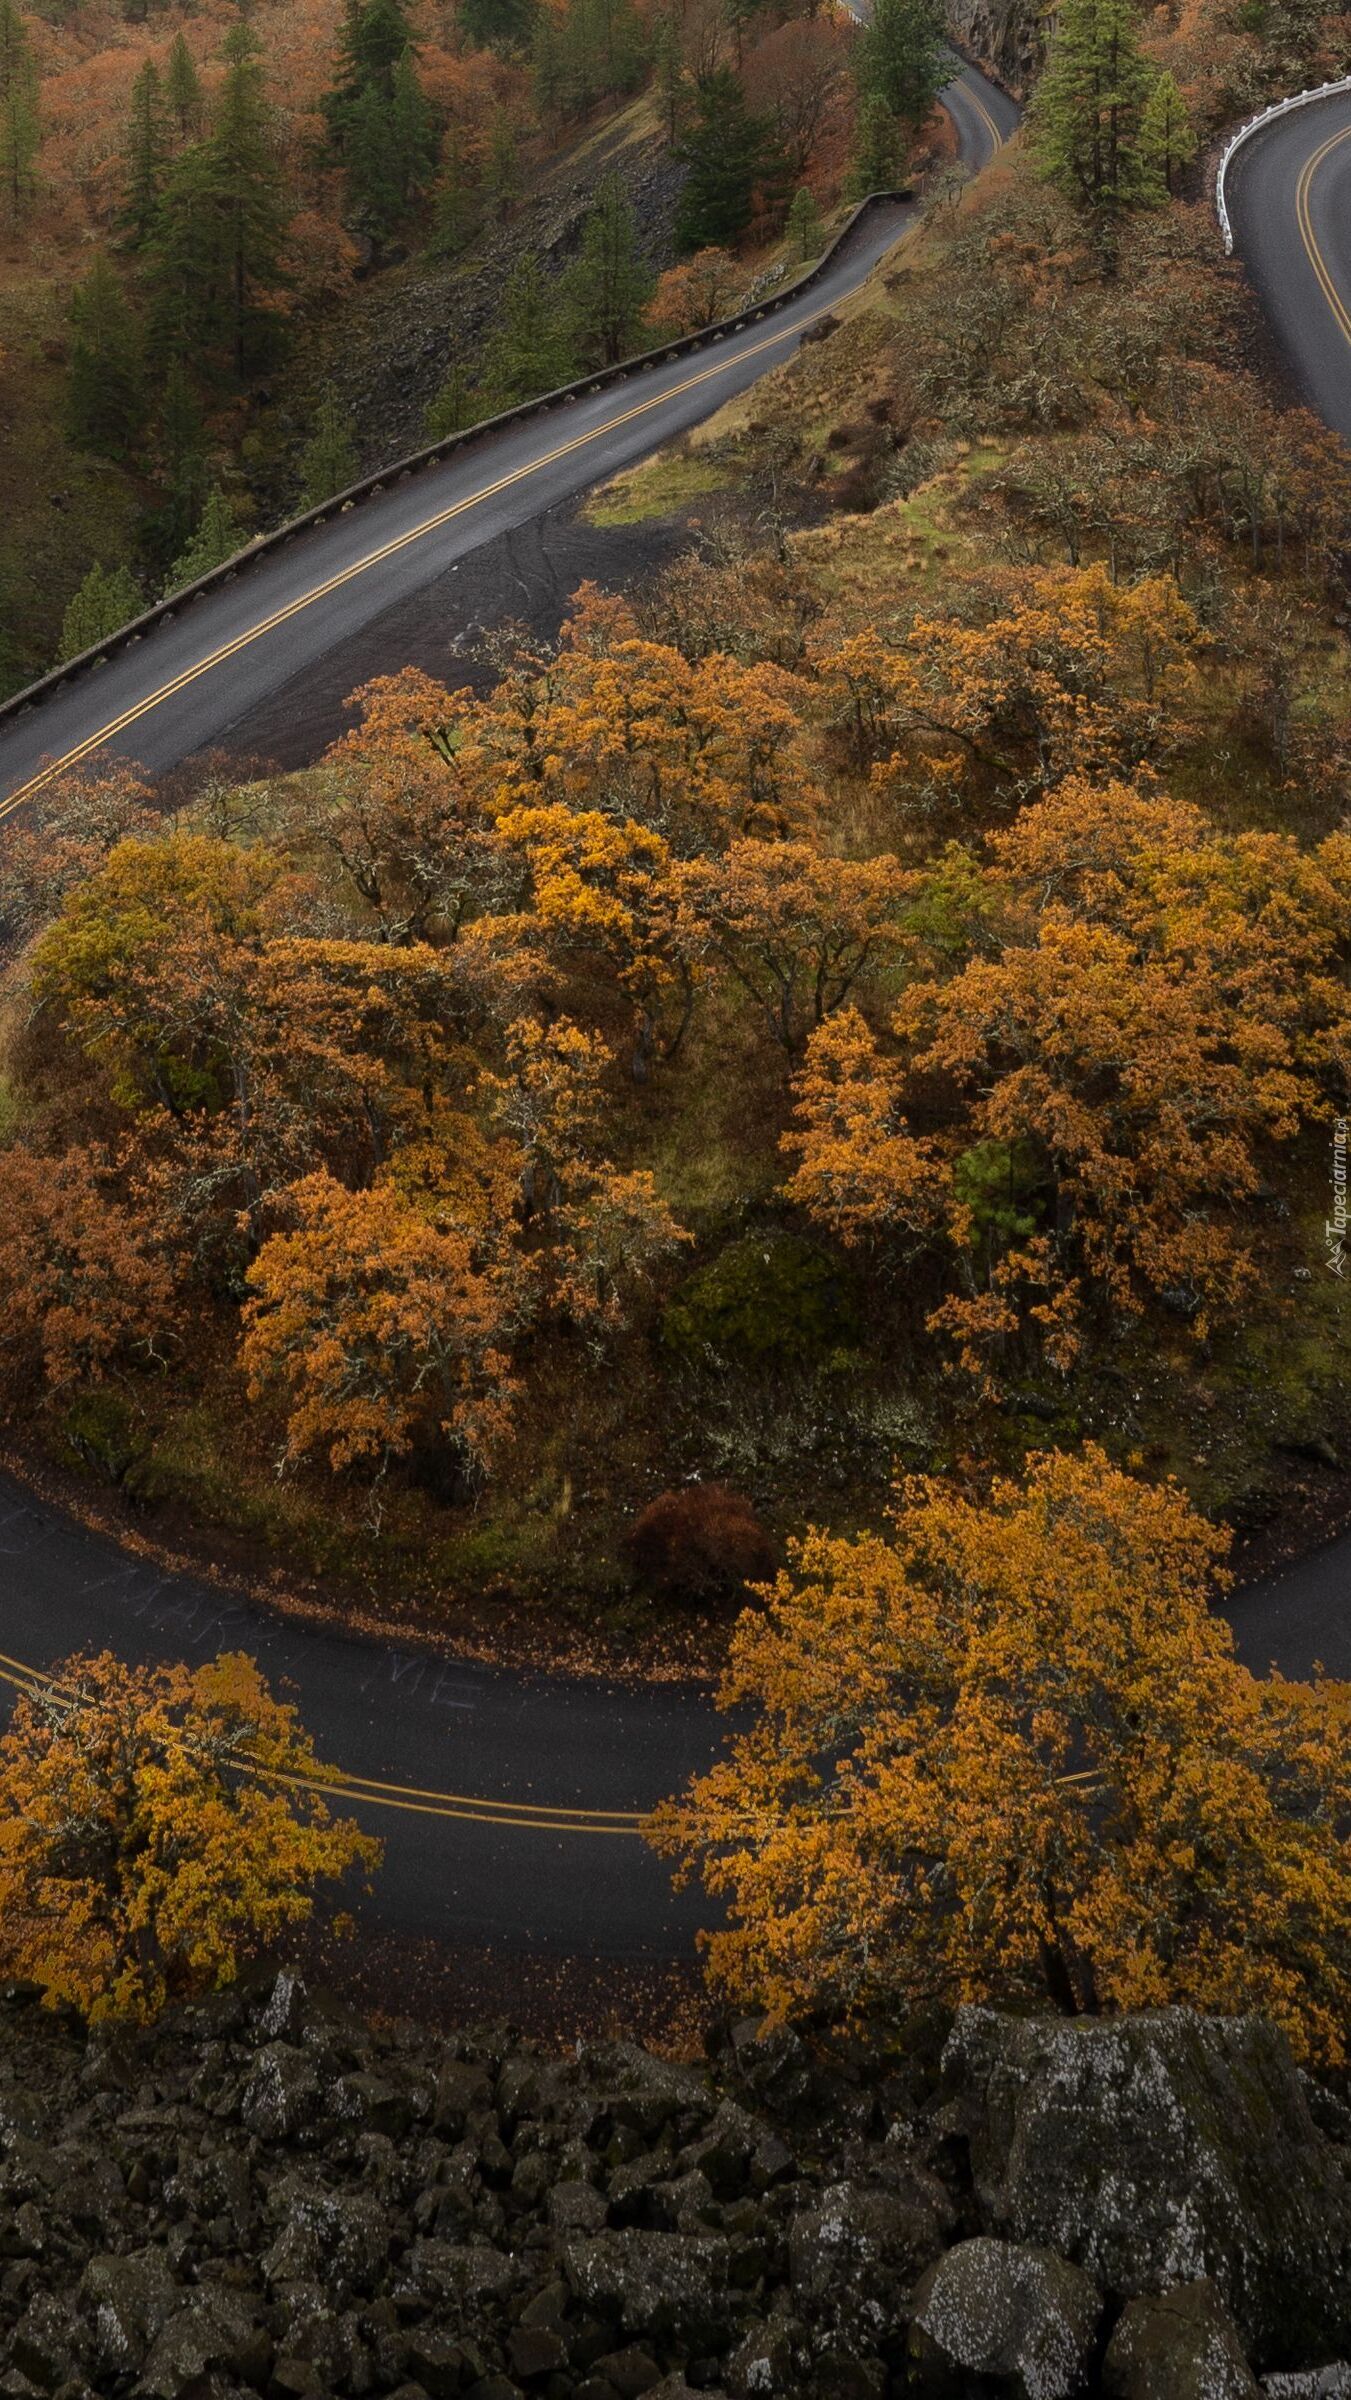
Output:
[[0, 1651, 381, 2022], [650, 1449, 1351, 2063]]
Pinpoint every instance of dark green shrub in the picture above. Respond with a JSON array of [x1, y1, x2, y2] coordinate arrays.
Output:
[[662, 1232, 859, 1372]]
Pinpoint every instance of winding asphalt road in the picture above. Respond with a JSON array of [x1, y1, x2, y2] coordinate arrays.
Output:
[[0, 65, 1346, 1964], [0, 66, 1017, 816], [1226, 87, 1351, 444]]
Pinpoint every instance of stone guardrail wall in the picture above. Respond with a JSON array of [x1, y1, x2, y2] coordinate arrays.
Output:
[[0, 186, 912, 745], [1215, 73, 1351, 252]]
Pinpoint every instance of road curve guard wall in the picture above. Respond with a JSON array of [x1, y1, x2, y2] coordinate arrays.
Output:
[[0, 188, 913, 747], [1216, 74, 1351, 252]]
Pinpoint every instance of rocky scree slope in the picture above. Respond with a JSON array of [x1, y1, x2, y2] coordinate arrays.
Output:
[[291, 119, 686, 477], [0, 1977, 1349, 2400]]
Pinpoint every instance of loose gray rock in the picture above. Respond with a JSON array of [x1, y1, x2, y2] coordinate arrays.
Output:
[[1104, 2281, 1261, 2400], [1264, 2375, 1351, 2398], [139, 2287, 274, 2398], [909, 2236, 1102, 2399], [239, 2042, 321, 2140], [78, 2248, 178, 2374], [943, 2009, 1351, 2367], [563, 2230, 733, 2350]]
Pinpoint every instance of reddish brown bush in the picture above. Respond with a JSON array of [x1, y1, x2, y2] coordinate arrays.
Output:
[[626, 1484, 776, 1605]]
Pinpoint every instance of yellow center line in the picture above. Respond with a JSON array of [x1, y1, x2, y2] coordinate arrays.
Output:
[[0, 297, 863, 820], [1295, 119, 1351, 350], [964, 85, 1004, 155], [0, 1648, 645, 1835]]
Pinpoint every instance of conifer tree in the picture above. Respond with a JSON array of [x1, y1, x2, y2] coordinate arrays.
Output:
[[164, 32, 204, 144], [298, 386, 359, 506], [849, 87, 907, 195], [152, 359, 208, 563], [424, 358, 483, 437], [148, 23, 290, 379], [59, 562, 143, 662], [853, 0, 944, 128], [66, 256, 145, 459], [1029, 0, 1160, 220], [483, 105, 522, 217], [325, 0, 433, 246], [164, 485, 244, 595], [786, 183, 824, 259], [562, 173, 653, 365], [122, 59, 168, 248], [458, 0, 537, 49], [651, 8, 688, 145], [482, 256, 573, 400], [0, 0, 39, 226], [1139, 66, 1195, 193], [676, 68, 773, 250], [427, 127, 479, 257]]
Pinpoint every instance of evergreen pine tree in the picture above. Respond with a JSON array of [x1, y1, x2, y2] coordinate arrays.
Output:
[[427, 127, 479, 257], [164, 485, 244, 595], [122, 59, 168, 247], [154, 358, 208, 563], [325, 0, 416, 139], [146, 38, 290, 383], [425, 358, 484, 437], [66, 256, 145, 459], [562, 173, 653, 365], [0, 0, 39, 226], [531, 7, 566, 120], [1139, 67, 1194, 194], [849, 88, 907, 195], [854, 0, 944, 128], [298, 386, 359, 505], [389, 48, 435, 207], [1028, 0, 1159, 219], [458, 0, 537, 50], [164, 32, 204, 144], [676, 68, 771, 250], [59, 561, 143, 662], [482, 256, 573, 400], [651, 8, 688, 146], [786, 183, 824, 259], [483, 105, 522, 217]]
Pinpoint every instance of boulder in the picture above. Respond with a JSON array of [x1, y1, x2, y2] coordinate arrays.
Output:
[[563, 2230, 733, 2351], [238, 2043, 321, 2140], [909, 2236, 1101, 2398], [788, 2179, 946, 2317], [1263, 2376, 1351, 2398], [138, 2287, 274, 2398], [261, 2175, 389, 2290], [78, 2249, 179, 2375], [942, 2009, 1351, 2367], [1103, 2283, 1260, 2400]]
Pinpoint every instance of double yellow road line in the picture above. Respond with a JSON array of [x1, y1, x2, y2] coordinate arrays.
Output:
[[0, 299, 854, 822], [0, 1646, 644, 1836], [1295, 118, 1351, 350]]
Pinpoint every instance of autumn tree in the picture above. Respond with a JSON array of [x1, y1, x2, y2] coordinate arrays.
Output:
[[0, 760, 159, 943], [783, 778, 1351, 1380], [0, 1651, 379, 2022], [0, 1146, 175, 1403], [242, 1170, 520, 1480], [645, 245, 740, 334], [674, 839, 909, 1053], [651, 1448, 1351, 2064]]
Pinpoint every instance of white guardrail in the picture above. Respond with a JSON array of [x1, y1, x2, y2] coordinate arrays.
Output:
[[1216, 73, 1351, 252]]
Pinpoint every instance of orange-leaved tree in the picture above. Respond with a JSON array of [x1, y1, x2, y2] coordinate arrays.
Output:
[[0, 1145, 176, 1402], [650, 1448, 1351, 2063], [241, 1171, 521, 1480], [0, 1651, 380, 2022]]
